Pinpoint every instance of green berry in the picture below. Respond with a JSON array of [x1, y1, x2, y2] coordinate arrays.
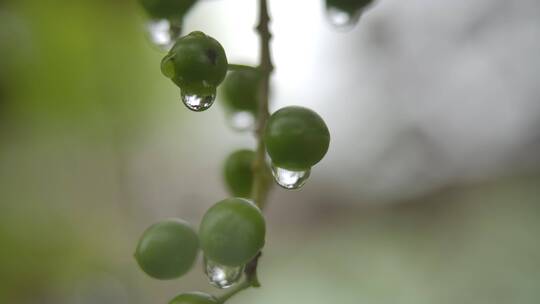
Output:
[[326, 0, 373, 15], [221, 68, 261, 113], [135, 218, 199, 280], [139, 0, 197, 20], [199, 198, 265, 267], [264, 106, 330, 171], [169, 292, 219, 304], [223, 150, 255, 198], [161, 31, 228, 97]]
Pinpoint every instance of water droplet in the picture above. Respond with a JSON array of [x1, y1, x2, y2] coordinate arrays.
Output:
[[146, 19, 181, 51], [326, 7, 361, 31], [227, 111, 255, 131], [271, 163, 311, 189], [181, 92, 215, 112], [203, 257, 244, 289]]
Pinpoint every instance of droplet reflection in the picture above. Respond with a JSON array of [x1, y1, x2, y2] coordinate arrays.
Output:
[[326, 7, 361, 31], [227, 111, 256, 132], [181, 92, 215, 112], [271, 163, 311, 189], [146, 19, 181, 51], [204, 256, 243, 289]]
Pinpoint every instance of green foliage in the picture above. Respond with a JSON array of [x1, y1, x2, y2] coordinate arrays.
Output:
[[199, 198, 266, 267], [265, 106, 330, 171], [223, 149, 256, 198], [169, 292, 219, 304], [135, 219, 199, 279]]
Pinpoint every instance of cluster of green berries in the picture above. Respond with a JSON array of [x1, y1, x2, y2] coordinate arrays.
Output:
[[135, 198, 265, 301], [135, 29, 330, 302], [161, 31, 330, 181], [134, 0, 351, 303]]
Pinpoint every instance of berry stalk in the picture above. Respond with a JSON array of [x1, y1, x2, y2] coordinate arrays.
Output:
[[227, 64, 256, 72]]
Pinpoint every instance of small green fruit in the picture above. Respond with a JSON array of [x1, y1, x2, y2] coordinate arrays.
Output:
[[161, 31, 228, 98], [221, 68, 261, 113], [199, 198, 265, 267], [264, 106, 330, 171], [326, 0, 374, 15], [135, 218, 199, 280], [169, 292, 219, 304], [139, 0, 197, 20], [223, 149, 255, 198]]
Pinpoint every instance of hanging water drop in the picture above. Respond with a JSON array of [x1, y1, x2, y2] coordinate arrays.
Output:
[[181, 92, 215, 112], [227, 111, 255, 132], [203, 256, 244, 289], [146, 19, 182, 51], [326, 7, 360, 31], [271, 163, 311, 190]]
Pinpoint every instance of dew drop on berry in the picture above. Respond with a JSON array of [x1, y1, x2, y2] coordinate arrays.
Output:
[[326, 7, 360, 31], [146, 19, 181, 51], [181, 92, 216, 112], [271, 163, 311, 190], [227, 111, 255, 132], [203, 256, 244, 289]]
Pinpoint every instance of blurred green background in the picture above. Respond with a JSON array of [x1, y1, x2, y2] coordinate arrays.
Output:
[[1, 0, 539, 303]]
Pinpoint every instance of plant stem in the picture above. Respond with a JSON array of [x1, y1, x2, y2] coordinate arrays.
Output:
[[217, 1, 274, 303], [252, 0, 274, 211], [227, 64, 256, 72]]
